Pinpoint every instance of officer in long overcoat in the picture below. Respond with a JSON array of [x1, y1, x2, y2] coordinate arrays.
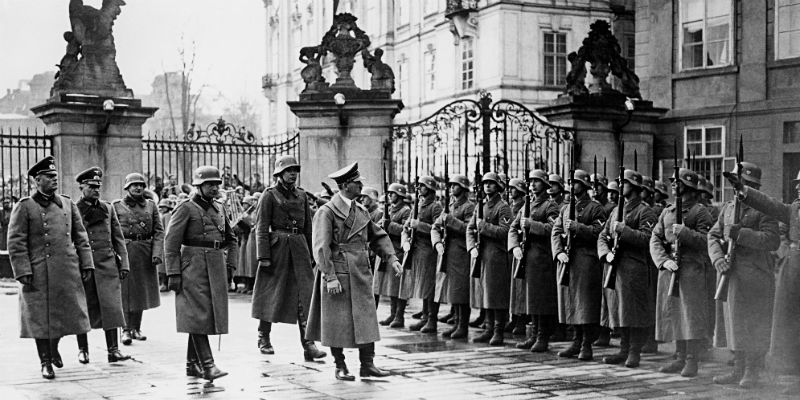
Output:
[[466, 172, 513, 345], [375, 183, 410, 327], [597, 170, 657, 368], [165, 166, 237, 382], [73, 167, 131, 365], [251, 155, 325, 361], [157, 198, 174, 292], [114, 173, 164, 344], [506, 178, 528, 335], [509, 169, 560, 352], [709, 162, 779, 388], [358, 186, 383, 277], [650, 168, 714, 378], [551, 169, 606, 361], [431, 174, 475, 339], [399, 176, 442, 332], [8, 156, 94, 379], [305, 163, 401, 381]]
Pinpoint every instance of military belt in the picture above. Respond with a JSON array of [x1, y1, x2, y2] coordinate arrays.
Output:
[[272, 227, 302, 235], [125, 233, 153, 241], [184, 239, 224, 249], [331, 243, 369, 252]]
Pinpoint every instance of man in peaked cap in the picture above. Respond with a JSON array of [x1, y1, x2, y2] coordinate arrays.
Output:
[[374, 182, 411, 327], [305, 162, 401, 381], [7, 155, 95, 379], [72, 167, 132, 365]]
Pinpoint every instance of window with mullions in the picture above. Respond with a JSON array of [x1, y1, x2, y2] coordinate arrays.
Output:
[[680, 0, 732, 70], [424, 46, 436, 93], [461, 37, 474, 90], [685, 126, 725, 200], [777, 0, 800, 60], [544, 32, 567, 85]]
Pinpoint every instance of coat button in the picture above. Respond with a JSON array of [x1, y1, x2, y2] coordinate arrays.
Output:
[[46, 254, 50, 258]]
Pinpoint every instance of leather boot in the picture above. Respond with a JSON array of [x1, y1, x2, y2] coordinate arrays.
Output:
[[450, 305, 470, 339], [379, 297, 397, 326], [121, 329, 132, 346], [625, 327, 645, 368], [641, 326, 658, 353], [578, 325, 596, 361], [512, 315, 528, 336], [516, 322, 537, 349], [660, 340, 686, 373], [504, 314, 517, 333], [472, 310, 495, 343], [331, 347, 354, 381], [681, 354, 699, 377], [77, 333, 89, 364], [739, 353, 762, 389], [412, 301, 427, 321], [490, 311, 507, 346], [130, 311, 146, 340], [258, 321, 274, 354], [531, 315, 553, 352], [36, 339, 55, 380], [359, 343, 391, 378], [192, 334, 228, 382], [441, 305, 460, 338], [411, 311, 424, 319], [558, 325, 582, 358], [594, 327, 611, 347], [420, 301, 439, 333], [185, 336, 203, 378], [50, 338, 63, 368], [409, 313, 428, 331], [298, 318, 326, 361], [603, 328, 630, 364], [469, 308, 485, 328], [438, 305, 455, 323], [713, 352, 744, 385], [390, 299, 406, 328], [106, 329, 131, 362]]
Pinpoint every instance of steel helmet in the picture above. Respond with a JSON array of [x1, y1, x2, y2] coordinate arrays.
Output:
[[590, 173, 608, 188], [570, 169, 592, 188], [641, 176, 655, 193], [529, 169, 550, 186], [509, 178, 527, 194], [387, 182, 408, 198], [654, 180, 669, 196], [448, 174, 470, 190], [547, 173, 565, 195], [723, 161, 762, 188], [418, 176, 437, 191], [123, 173, 146, 190], [619, 170, 643, 188], [670, 168, 699, 190], [158, 198, 174, 210], [361, 186, 379, 201], [482, 172, 505, 190], [273, 155, 300, 176], [607, 181, 619, 193], [192, 166, 222, 186]]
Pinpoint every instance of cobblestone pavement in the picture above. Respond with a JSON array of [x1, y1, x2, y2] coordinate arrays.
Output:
[[0, 280, 798, 399]]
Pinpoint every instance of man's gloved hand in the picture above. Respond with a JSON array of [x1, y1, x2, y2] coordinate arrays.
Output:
[[119, 270, 128, 280], [402, 241, 411, 252], [728, 224, 741, 242], [81, 269, 93, 282], [605, 252, 615, 263], [392, 260, 402, 277], [469, 248, 479, 259], [564, 219, 577, 234], [714, 258, 730, 274], [17, 275, 32, 286], [152, 257, 162, 266], [725, 173, 743, 192], [408, 219, 419, 229], [435, 243, 445, 255], [556, 252, 570, 264], [612, 221, 626, 235], [512, 247, 523, 260], [167, 275, 182, 294], [672, 224, 685, 237], [326, 279, 343, 295], [662, 260, 679, 272]]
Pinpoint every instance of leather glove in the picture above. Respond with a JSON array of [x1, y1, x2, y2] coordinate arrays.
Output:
[[672, 224, 685, 237], [81, 269, 93, 282], [728, 224, 741, 242], [512, 247, 523, 260], [469, 248, 479, 259], [662, 260, 679, 272], [119, 270, 128, 280], [402, 241, 411, 252], [714, 258, 730, 274], [520, 218, 527, 232], [391, 260, 402, 277], [612, 221, 626, 235], [556, 252, 570, 264], [725, 173, 743, 192], [435, 243, 445, 255], [152, 257, 162, 265], [18, 275, 32, 286], [605, 252, 615, 263], [167, 275, 182, 294], [408, 219, 419, 229], [326, 279, 343, 295], [564, 219, 577, 234], [476, 220, 486, 231]]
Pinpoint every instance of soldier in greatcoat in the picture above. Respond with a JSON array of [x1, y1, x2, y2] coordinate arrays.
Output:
[[358, 186, 383, 277], [375, 183, 410, 327], [506, 178, 529, 336], [251, 155, 326, 361], [653, 180, 669, 217], [548, 173, 567, 205], [591, 173, 615, 347], [232, 195, 256, 293], [709, 162, 779, 388], [73, 167, 131, 365], [431, 174, 476, 339], [8, 156, 94, 379], [597, 170, 657, 368], [157, 198, 174, 292], [399, 176, 443, 332], [509, 169, 560, 352], [466, 172, 513, 345], [650, 168, 715, 377], [306, 163, 401, 381], [114, 173, 164, 345], [165, 166, 237, 382], [551, 169, 607, 361]]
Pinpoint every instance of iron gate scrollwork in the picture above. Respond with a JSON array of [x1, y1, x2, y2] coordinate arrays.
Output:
[[391, 92, 575, 186]]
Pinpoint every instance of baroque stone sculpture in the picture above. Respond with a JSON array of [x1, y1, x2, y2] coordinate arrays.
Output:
[[51, 0, 133, 98], [319, 13, 371, 89], [299, 45, 329, 92], [361, 48, 395, 93]]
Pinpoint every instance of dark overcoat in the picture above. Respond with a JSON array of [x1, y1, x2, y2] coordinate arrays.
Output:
[[114, 196, 164, 312], [551, 192, 606, 324], [399, 195, 442, 300], [157, 212, 171, 275], [597, 197, 657, 328], [599, 199, 618, 327], [431, 196, 475, 305], [367, 205, 383, 271], [8, 193, 94, 338], [373, 202, 410, 297], [251, 185, 314, 324], [233, 213, 253, 278], [77, 198, 130, 330], [650, 200, 714, 341], [708, 200, 778, 354], [466, 193, 513, 309], [508, 197, 527, 314], [165, 195, 237, 334], [508, 195, 560, 315], [306, 194, 397, 348]]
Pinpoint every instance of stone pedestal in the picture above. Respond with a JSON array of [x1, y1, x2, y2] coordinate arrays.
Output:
[[537, 94, 667, 179], [288, 90, 403, 190], [31, 94, 157, 199]]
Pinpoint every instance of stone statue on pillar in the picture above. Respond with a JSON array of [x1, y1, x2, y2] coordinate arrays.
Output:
[[319, 13, 371, 89], [299, 46, 329, 93], [361, 48, 395, 93]]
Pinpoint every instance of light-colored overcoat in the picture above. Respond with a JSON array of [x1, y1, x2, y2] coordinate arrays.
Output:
[[114, 197, 164, 312], [466, 193, 513, 309], [373, 202, 409, 297], [431, 196, 475, 305], [399, 195, 442, 300]]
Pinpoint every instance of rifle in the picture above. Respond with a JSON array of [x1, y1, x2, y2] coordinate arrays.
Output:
[[557, 149, 576, 286], [436, 154, 450, 273], [401, 158, 420, 270], [603, 142, 625, 289], [470, 159, 483, 278], [715, 137, 743, 301], [667, 139, 681, 297], [512, 148, 530, 280], [375, 160, 390, 272]]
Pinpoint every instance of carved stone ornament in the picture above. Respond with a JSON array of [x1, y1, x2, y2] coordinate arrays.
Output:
[[299, 45, 329, 92], [361, 48, 395, 93], [319, 13, 371, 89]]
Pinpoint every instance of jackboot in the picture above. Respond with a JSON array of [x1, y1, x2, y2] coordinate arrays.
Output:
[[420, 300, 439, 333], [49, 338, 63, 368], [192, 334, 228, 382], [550, 323, 568, 342], [359, 343, 390, 378], [185, 335, 203, 378], [625, 327, 646, 368], [641, 325, 658, 353], [258, 321, 274, 354], [713, 351, 744, 385], [412, 301, 427, 320], [490, 311, 507, 346], [121, 329, 132, 346], [441, 305, 460, 338], [739, 353, 762, 389], [472, 310, 495, 343], [660, 350, 687, 373], [450, 305, 470, 339], [438, 305, 455, 323], [390, 299, 407, 328], [558, 325, 582, 358], [77, 333, 89, 364], [36, 339, 55, 380], [530, 315, 554, 353], [158, 272, 168, 292], [409, 312, 428, 331], [594, 327, 611, 347], [331, 347, 354, 381], [379, 297, 398, 326], [106, 329, 131, 362], [504, 314, 517, 333], [513, 315, 528, 336], [578, 325, 596, 361], [603, 328, 630, 365], [516, 322, 537, 349], [469, 308, 485, 328], [299, 320, 327, 361]]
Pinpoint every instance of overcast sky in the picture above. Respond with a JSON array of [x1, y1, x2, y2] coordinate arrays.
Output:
[[0, 0, 267, 108]]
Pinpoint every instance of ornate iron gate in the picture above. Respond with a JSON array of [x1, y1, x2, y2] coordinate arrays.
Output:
[[0, 126, 53, 199], [391, 92, 575, 185]]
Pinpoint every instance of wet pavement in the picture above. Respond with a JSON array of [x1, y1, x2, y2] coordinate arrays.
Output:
[[0, 280, 798, 399]]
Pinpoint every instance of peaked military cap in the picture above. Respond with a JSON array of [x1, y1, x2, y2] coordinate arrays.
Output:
[[329, 162, 365, 184], [28, 155, 57, 177], [76, 166, 103, 186]]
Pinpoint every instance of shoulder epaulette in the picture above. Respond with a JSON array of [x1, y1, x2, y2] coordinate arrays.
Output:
[[112, 199, 123, 204], [19, 196, 31, 202], [60, 194, 70, 199]]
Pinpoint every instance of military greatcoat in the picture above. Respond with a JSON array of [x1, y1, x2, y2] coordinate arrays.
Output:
[[165, 194, 237, 334], [507, 195, 560, 315], [650, 199, 714, 341], [251, 184, 314, 324], [306, 194, 398, 348], [508, 197, 527, 315], [158, 211, 171, 275], [597, 197, 657, 328], [399, 194, 442, 300], [77, 198, 130, 330], [373, 202, 410, 297], [431, 196, 475, 305], [550, 192, 606, 325], [114, 196, 164, 313], [466, 193, 513, 309], [8, 193, 94, 338]]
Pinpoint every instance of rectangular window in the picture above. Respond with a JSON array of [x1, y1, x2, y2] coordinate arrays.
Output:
[[680, 0, 732, 70], [623, 32, 636, 70], [543, 32, 567, 86], [398, 55, 408, 99], [424, 48, 436, 92], [461, 38, 474, 90], [685, 126, 725, 200], [777, 0, 800, 59], [398, 0, 409, 26], [784, 121, 800, 143]]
